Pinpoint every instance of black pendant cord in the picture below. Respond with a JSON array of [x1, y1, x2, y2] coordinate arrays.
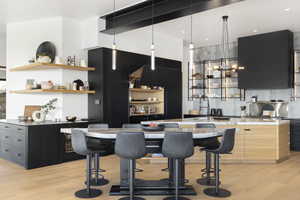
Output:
[[113, 0, 116, 45], [152, 0, 154, 45], [190, 0, 193, 44]]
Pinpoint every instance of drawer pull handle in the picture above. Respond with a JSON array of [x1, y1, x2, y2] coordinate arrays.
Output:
[[17, 153, 21, 157], [4, 149, 9, 152], [17, 139, 22, 142], [244, 129, 251, 131], [4, 126, 9, 128], [17, 128, 23, 131], [5, 136, 9, 139]]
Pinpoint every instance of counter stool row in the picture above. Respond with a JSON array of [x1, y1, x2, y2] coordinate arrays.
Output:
[[71, 123, 236, 199]]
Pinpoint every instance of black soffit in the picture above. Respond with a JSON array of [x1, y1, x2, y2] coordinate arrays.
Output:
[[100, 0, 244, 34]]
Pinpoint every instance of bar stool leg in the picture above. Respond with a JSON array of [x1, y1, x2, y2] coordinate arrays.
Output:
[[163, 159, 190, 200], [197, 152, 217, 186], [89, 153, 109, 186], [75, 154, 102, 198], [119, 159, 144, 200], [203, 153, 231, 198]]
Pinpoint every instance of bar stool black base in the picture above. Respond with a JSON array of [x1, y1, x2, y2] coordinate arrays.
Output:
[[118, 197, 145, 200], [203, 188, 231, 198], [163, 196, 191, 200], [75, 189, 102, 198], [196, 177, 219, 186], [87, 178, 109, 186]]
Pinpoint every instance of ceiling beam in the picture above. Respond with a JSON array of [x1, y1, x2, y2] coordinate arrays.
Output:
[[100, 0, 244, 34]]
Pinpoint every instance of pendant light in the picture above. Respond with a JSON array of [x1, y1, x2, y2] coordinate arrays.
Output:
[[150, 0, 155, 71], [189, 0, 194, 70], [221, 15, 229, 69], [112, 0, 117, 71]]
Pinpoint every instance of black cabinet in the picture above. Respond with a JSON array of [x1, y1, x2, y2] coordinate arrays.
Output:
[[88, 48, 182, 127], [0, 121, 92, 169], [290, 120, 300, 151], [238, 30, 294, 89]]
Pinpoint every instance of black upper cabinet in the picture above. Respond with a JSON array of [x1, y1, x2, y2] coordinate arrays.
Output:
[[238, 30, 294, 89], [88, 48, 182, 127]]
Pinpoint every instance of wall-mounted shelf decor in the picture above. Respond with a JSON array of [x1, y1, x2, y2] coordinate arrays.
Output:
[[10, 63, 95, 72], [188, 57, 245, 101], [10, 89, 95, 94], [129, 88, 164, 117]]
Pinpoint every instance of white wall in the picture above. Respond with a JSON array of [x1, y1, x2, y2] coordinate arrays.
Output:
[[6, 17, 89, 120], [0, 33, 6, 66]]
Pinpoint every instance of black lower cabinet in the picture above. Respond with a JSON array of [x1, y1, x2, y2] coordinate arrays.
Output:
[[290, 120, 300, 151], [0, 121, 92, 169], [130, 114, 165, 124]]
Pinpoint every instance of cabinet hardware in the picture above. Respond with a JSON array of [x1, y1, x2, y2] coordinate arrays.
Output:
[[4, 126, 9, 128], [5, 136, 9, 139], [17, 139, 22, 142], [17, 128, 23, 131], [244, 129, 251, 131], [17, 153, 21, 157], [4, 149, 9, 152]]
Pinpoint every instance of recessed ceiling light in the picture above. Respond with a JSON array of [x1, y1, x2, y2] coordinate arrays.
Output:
[[253, 29, 258, 33], [181, 30, 185, 34], [284, 8, 291, 12], [205, 38, 209, 41]]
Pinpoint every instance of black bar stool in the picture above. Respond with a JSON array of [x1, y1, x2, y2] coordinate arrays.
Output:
[[160, 123, 180, 172], [87, 123, 111, 186], [203, 128, 236, 198], [71, 129, 102, 198], [195, 123, 220, 186], [115, 132, 146, 200], [122, 124, 144, 173], [162, 132, 194, 200]]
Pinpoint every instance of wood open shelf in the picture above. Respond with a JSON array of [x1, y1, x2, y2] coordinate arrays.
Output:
[[10, 89, 95, 94], [10, 63, 95, 72], [130, 113, 164, 116], [130, 101, 163, 104], [129, 88, 163, 93]]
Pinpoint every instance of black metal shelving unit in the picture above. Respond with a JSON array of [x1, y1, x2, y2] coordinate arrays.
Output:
[[188, 57, 246, 101]]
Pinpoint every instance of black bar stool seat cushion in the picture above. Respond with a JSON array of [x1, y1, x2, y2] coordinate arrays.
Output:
[[162, 132, 194, 159], [115, 132, 146, 159], [206, 128, 236, 154]]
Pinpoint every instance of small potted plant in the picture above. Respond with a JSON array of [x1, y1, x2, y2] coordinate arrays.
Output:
[[32, 98, 58, 122]]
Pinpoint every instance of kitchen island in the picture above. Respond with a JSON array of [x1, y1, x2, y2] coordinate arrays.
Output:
[[142, 117, 290, 164]]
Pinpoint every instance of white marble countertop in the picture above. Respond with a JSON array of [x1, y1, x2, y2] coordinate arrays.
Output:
[[61, 128, 225, 139], [141, 117, 290, 126]]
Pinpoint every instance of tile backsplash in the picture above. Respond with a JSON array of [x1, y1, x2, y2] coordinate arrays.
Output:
[[192, 32, 300, 118]]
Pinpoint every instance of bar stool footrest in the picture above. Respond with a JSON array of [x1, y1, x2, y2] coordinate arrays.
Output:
[[163, 196, 191, 200], [118, 197, 145, 200], [75, 189, 102, 198], [85, 178, 109, 186], [203, 188, 231, 198], [196, 177, 220, 186]]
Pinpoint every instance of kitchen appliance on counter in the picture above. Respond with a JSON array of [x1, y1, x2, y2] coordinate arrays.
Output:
[[248, 100, 288, 118]]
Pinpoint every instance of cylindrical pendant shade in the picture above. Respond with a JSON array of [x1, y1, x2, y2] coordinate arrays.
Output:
[[151, 44, 155, 71], [112, 43, 117, 71]]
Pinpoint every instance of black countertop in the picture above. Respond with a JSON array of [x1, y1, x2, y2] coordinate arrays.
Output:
[[0, 119, 98, 126]]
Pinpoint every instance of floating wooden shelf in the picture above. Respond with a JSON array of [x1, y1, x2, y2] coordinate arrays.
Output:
[[129, 88, 163, 93], [10, 89, 95, 94], [130, 101, 163, 104], [130, 113, 164, 117], [10, 63, 95, 72]]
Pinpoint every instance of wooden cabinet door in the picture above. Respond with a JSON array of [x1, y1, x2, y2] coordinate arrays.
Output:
[[243, 125, 277, 161]]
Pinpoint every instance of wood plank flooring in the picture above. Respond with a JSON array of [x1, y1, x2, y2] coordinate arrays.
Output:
[[1, 153, 300, 200]]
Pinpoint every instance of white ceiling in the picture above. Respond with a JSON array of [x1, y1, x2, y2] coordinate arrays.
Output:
[[0, 0, 300, 47], [156, 0, 300, 46], [0, 0, 143, 33]]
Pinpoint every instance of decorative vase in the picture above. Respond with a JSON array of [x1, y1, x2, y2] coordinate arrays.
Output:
[[32, 110, 46, 122]]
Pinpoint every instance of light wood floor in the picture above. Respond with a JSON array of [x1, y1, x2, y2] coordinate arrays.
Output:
[[1, 153, 300, 200]]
